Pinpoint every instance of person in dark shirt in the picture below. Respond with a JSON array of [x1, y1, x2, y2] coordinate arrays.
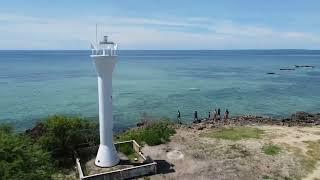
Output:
[[217, 108, 221, 120], [177, 110, 181, 124], [224, 109, 229, 124], [194, 111, 198, 123], [225, 109, 229, 119], [208, 111, 211, 120]]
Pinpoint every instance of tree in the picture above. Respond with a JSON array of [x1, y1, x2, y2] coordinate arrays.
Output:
[[36, 115, 99, 167], [0, 129, 53, 180]]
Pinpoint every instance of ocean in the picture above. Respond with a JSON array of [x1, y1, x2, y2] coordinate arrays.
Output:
[[0, 50, 319, 130]]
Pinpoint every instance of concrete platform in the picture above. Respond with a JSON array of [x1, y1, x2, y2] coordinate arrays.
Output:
[[75, 140, 157, 180]]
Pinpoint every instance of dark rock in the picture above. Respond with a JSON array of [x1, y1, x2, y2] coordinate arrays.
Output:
[[218, 112, 320, 127], [193, 119, 202, 124], [136, 122, 144, 127], [182, 112, 319, 131], [25, 122, 46, 139], [293, 112, 309, 120], [295, 65, 315, 68], [280, 68, 295, 71]]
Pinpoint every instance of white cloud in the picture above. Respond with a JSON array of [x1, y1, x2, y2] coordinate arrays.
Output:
[[0, 13, 319, 49]]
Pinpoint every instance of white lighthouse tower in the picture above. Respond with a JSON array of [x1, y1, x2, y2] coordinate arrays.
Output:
[[90, 36, 120, 167]]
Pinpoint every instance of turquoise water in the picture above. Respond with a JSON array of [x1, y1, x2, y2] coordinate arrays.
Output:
[[0, 50, 319, 130]]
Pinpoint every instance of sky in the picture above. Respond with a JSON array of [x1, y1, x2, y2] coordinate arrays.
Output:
[[0, 0, 320, 50]]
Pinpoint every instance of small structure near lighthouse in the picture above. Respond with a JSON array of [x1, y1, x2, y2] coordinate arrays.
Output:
[[90, 35, 119, 167]]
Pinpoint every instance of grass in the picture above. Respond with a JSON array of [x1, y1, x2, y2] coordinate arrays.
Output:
[[262, 144, 281, 155], [202, 127, 264, 141], [116, 120, 175, 146], [262, 175, 271, 179], [117, 142, 135, 156], [116, 142, 140, 162], [127, 153, 139, 162], [52, 170, 76, 180]]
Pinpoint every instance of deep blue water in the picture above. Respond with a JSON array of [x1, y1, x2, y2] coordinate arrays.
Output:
[[0, 50, 319, 130]]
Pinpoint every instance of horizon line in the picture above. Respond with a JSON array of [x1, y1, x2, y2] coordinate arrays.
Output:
[[0, 49, 320, 51]]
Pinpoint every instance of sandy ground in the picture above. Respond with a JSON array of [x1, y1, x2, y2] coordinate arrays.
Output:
[[262, 126, 320, 155], [305, 165, 320, 180], [262, 126, 320, 180], [142, 124, 320, 180]]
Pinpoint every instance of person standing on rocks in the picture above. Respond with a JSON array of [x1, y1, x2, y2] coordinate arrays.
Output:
[[217, 108, 221, 120], [213, 109, 217, 122], [224, 109, 230, 124], [208, 111, 211, 120], [177, 110, 181, 124], [225, 109, 229, 119], [194, 111, 198, 123]]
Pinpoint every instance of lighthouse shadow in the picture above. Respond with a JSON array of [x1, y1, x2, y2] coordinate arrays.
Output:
[[118, 159, 145, 166], [133, 160, 175, 179], [117, 158, 175, 175], [154, 160, 175, 174]]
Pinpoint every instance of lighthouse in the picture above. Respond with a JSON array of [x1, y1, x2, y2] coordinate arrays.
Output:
[[90, 36, 120, 167]]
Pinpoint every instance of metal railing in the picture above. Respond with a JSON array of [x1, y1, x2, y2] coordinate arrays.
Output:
[[91, 43, 118, 56], [91, 48, 117, 56]]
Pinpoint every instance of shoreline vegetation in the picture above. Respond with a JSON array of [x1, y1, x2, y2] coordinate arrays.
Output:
[[0, 111, 320, 179]]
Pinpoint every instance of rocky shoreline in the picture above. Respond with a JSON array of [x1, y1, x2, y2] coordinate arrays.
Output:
[[192, 111, 320, 127], [26, 112, 320, 138]]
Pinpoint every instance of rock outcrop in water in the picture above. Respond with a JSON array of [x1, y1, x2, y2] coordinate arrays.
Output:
[[294, 65, 315, 68], [280, 68, 295, 71]]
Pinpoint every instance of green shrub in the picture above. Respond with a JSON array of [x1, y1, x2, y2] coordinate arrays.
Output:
[[0, 130, 53, 180], [117, 120, 175, 146], [0, 116, 174, 179], [36, 115, 98, 167], [0, 123, 13, 134], [262, 175, 271, 179], [117, 143, 135, 156], [262, 144, 281, 155]]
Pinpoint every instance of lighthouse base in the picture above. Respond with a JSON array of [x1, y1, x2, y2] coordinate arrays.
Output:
[[95, 144, 120, 167]]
